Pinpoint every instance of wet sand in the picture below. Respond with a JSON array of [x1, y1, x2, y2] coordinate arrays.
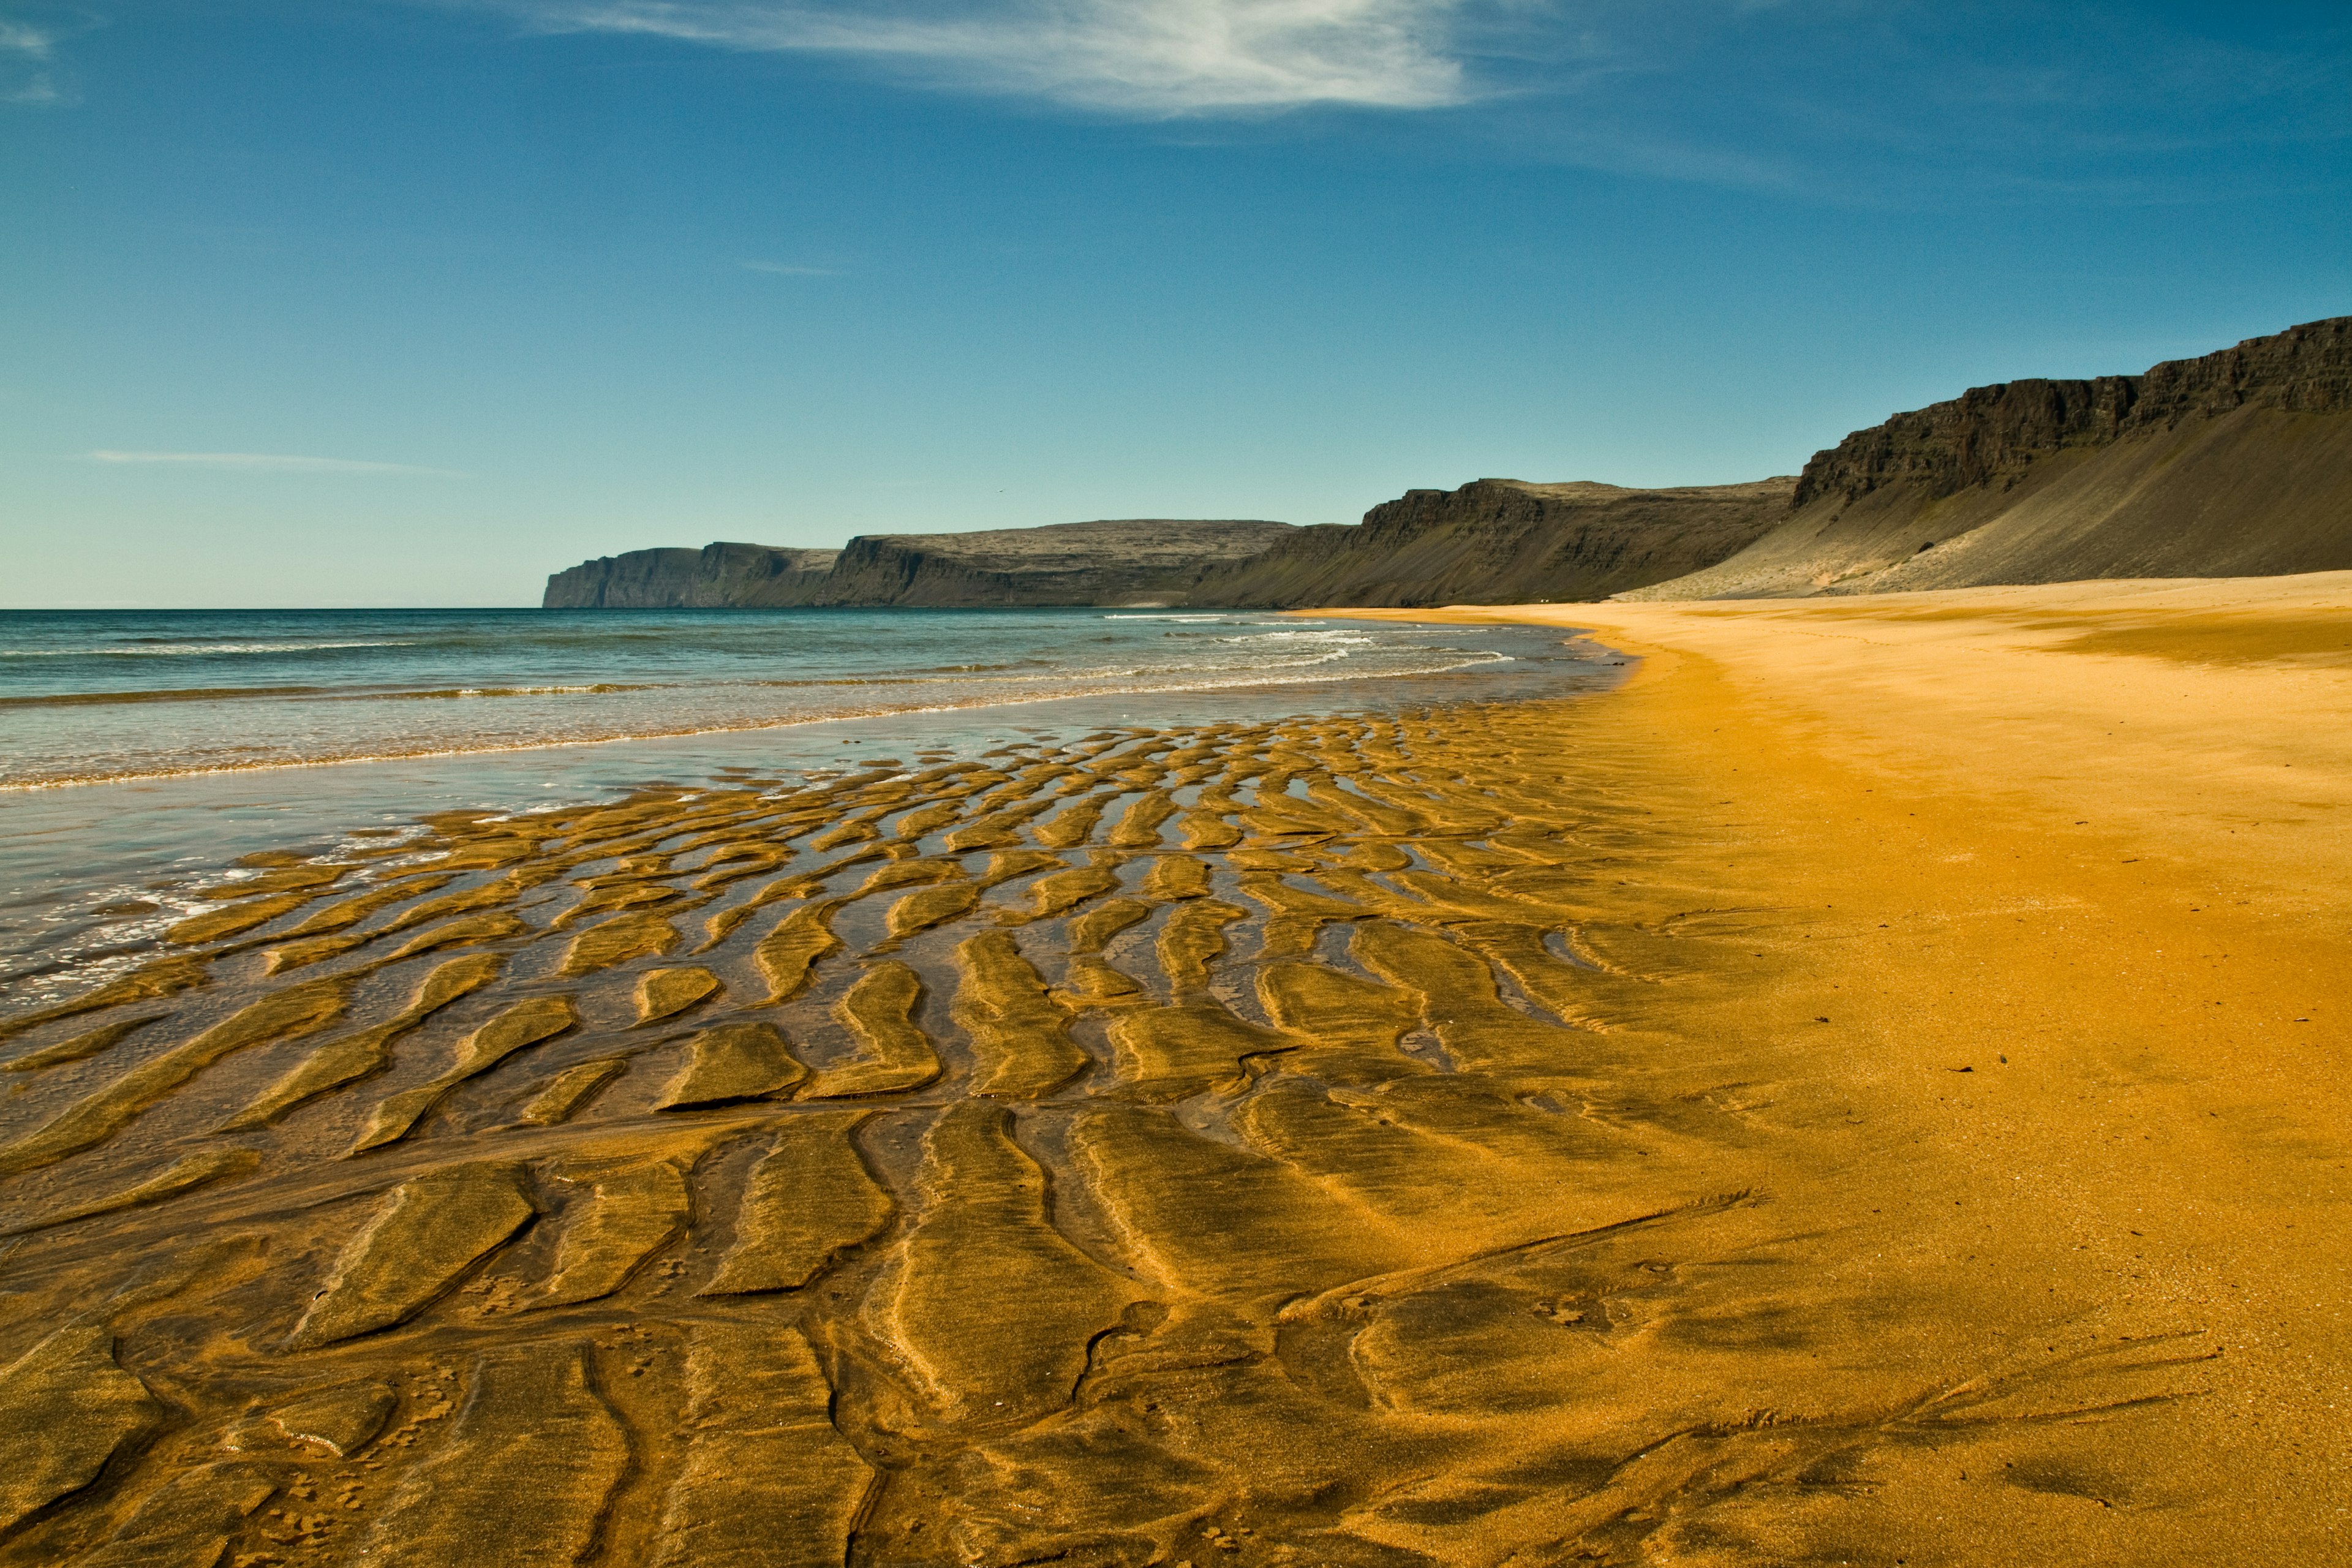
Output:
[[0, 576, 2342, 1564]]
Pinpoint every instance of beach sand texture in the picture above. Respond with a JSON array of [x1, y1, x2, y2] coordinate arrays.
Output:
[[0, 571, 2343, 1564]]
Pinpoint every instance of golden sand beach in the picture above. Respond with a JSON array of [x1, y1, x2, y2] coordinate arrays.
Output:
[[1343, 572, 2352, 1563], [0, 574, 2342, 1565]]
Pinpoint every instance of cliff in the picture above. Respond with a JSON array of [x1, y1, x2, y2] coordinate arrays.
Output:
[[1180, 478, 1795, 608], [811, 519, 1296, 607], [545, 520, 1298, 609], [544, 542, 840, 608], [1629, 315, 2352, 598]]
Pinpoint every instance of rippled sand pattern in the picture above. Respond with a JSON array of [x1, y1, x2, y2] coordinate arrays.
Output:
[[0, 708, 2222, 1566]]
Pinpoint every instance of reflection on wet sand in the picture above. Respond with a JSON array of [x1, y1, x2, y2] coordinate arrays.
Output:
[[0, 702, 2234, 1566]]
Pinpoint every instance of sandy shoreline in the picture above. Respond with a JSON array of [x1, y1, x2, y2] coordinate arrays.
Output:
[[0, 577, 2339, 1564], [1330, 572, 2352, 1561]]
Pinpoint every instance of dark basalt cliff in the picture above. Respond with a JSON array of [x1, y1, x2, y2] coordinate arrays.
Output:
[[1793, 316, 2352, 511], [1635, 316, 2352, 598], [1180, 478, 1794, 608], [545, 543, 840, 608]]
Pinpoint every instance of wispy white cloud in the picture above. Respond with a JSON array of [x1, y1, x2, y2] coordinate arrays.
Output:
[[0, 18, 66, 105], [85, 450, 467, 477], [508, 0, 1474, 115], [450, 0, 2351, 202], [741, 259, 842, 274]]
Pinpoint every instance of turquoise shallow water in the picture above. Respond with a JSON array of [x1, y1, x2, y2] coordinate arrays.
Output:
[[0, 606, 1621, 1004], [0, 606, 1548, 786]]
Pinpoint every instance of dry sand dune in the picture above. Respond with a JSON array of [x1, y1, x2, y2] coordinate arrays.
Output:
[[0, 574, 2342, 1565]]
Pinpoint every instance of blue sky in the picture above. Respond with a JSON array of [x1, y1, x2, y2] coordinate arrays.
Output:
[[4, 1, 2348, 606]]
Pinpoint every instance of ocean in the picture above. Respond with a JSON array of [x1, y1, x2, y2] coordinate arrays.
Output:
[[1, 606, 1619, 1005]]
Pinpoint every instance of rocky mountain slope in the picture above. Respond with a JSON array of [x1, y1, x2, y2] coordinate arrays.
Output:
[[544, 543, 839, 608], [1625, 315, 2352, 598], [1181, 478, 1794, 608]]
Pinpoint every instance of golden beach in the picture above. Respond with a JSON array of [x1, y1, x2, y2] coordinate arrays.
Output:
[[0, 574, 2343, 1565]]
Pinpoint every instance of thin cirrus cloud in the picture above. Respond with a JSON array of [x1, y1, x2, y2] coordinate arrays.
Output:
[[0, 18, 64, 105], [85, 451, 467, 477], [508, 0, 1476, 115]]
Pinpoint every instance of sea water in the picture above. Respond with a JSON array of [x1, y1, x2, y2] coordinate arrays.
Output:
[[0, 606, 1622, 1002]]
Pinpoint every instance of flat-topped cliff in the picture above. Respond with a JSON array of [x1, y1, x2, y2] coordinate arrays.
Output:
[[545, 543, 840, 608], [814, 519, 1295, 606], [543, 521, 1294, 609]]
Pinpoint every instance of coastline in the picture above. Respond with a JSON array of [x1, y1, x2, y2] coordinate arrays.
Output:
[[0, 578, 2337, 1561], [1322, 571, 2352, 1561]]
